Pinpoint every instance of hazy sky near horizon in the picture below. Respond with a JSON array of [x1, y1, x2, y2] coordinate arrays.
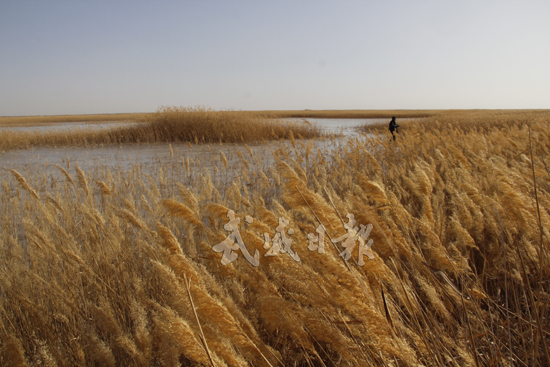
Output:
[[1, 0, 549, 116]]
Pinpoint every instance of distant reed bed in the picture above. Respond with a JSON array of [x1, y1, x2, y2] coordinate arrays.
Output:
[[1, 110, 549, 366], [144, 106, 320, 144], [0, 112, 149, 127], [256, 109, 440, 119], [253, 108, 549, 119], [362, 109, 550, 133], [0, 107, 321, 151]]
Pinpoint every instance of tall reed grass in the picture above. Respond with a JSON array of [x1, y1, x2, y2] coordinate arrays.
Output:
[[1, 110, 549, 366], [0, 107, 321, 151]]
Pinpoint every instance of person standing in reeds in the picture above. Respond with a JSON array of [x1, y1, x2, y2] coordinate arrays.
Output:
[[389, 116, 399, 141]]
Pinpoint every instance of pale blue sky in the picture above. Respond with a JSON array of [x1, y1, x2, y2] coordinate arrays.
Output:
[[1, 0, 549, 116]]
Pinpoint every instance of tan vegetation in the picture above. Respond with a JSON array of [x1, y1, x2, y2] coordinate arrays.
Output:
[[0, 109, 438, 127], [250, 108, 550, 120], [0, 107, 321, 151], [0, 114, 146, 128], [5, 108, 545, 127], [258, 109, 441, 119], [0, 113, 149, 127], [1, 110, 549, 366]]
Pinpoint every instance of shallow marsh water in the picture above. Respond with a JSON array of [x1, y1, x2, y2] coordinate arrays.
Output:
[[0, 118, 381, 197], [291, 117, 385, 136]]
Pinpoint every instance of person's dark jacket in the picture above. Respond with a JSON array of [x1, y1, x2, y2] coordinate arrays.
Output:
[[389, 119, 399, 132]]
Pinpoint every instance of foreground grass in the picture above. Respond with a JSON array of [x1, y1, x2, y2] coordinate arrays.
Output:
[[1, 110, 550, 366]]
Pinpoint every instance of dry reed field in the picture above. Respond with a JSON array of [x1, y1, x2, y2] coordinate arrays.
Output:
[[0, 107, 320, 151], [256, 109, 441, 119], [1, 109, 549, 366], [0, 109, 437, 128], [0, 113, 150, 127]]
